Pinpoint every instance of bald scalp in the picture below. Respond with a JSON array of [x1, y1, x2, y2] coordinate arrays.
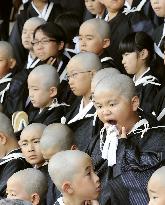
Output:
[[28, 64, 60, 88], [80, 18, 111, 39], [24, 17, 46, 28], [94, 74, 137, 101], [48, 150, 91, 191], [149, 166, 165, 187], [91, 67, 121, 93], [0, 113, 15, 139], [40, 123, 74, 156], [67, 52, 102, 72], [8, 168, 48, 201], [0, 41, 14, 59], [20, 123, 46, 140]]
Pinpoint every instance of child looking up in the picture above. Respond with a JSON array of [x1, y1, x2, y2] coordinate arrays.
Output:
[[48, 150, 101, 205], [119, 31, 161, 114]]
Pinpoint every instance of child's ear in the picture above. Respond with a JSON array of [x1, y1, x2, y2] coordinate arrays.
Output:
[[131, 96, 140, 111], [139, 49, 148, 60], [9, 58, 16, 69], [0, 132, 7, 145], [49, 86, 57, 98], [62, 181, 74, 194], [31, 193, 40, 205], [102, 38, 110, 49], [58, 41, 65, 51]]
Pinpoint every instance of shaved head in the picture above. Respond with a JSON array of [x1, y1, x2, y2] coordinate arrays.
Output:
[[48, 150, 91, 191], [7, 168, 48, 201], [40, 123, 74, 160], [91, 67, 121, 94], [28, 64, 60, 88], [149, 167, 165, 187], [67, 52, 102, 72], [94, 74, 137, 101], [20, 123, 46, 140], [0, 113, 15, 139], [80, 18, 110, 39], [24, 17, 46, 28], [0, 41, 14, 59]]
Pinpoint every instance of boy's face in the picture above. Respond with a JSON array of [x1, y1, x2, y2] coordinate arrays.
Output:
[[19, 129, 45, 167], [148, 176, 165, 205], [150, 0, 165, 17], [85, 0, 105, 15], [79, 23, 106, 55], [67, 59, 93, 97], [28, 74, 54, 109], [32, 30, 63, 61], [98, 0, 124, 12], [94, 89, 138, 131], [0, 50, 12, 78], [122, 52, 141, 75], [71, 157, 100, 201], [6, 178, 31, 201], [22, 21, 38, 51]]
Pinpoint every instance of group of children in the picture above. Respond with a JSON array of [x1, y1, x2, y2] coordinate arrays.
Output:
[[0, 0, 165, 205]]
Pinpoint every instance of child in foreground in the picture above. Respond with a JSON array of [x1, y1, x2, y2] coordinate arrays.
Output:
[[48, 150, 101, 205]]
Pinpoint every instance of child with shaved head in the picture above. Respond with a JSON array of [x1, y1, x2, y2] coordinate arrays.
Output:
[[63, 52, 101, 151], [0, 41, 16, 108], [91, 74, 165, 205], [79, 18, 117, 69], [48, 150, 100, 205], [19, 123, 46, 169], [0, 199, 32, 205], [40, 123, 75, 205], [27, 64, 67, 125], [0, 113, 30, 198], [148, 166, 165, 205], [6, 168, 47, 205]]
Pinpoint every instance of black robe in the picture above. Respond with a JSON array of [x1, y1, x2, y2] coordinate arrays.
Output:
[[133, 68, 161, 114], [153, 86, 165, 126], [107, 8, 154, 72], [28, 104, 67, 125], [102, 115, 165, 205], [64, 97, 96, 151], [0, 149, 31, 199], [99, 51, 118, 69], [9, 1, 62, 70]]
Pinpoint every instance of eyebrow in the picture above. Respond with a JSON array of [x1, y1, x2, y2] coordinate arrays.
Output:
[[85, 166, 91, 171], [148, 189, 157, 193], [20, 137, 40, 142]]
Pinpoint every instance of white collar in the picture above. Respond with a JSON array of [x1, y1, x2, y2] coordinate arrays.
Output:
[[123, 0, 147, 15]]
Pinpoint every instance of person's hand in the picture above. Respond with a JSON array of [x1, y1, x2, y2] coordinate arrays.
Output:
[[119, 127, 127, 139], [46, 57, 56, 65], [85, 200, 99, 205]]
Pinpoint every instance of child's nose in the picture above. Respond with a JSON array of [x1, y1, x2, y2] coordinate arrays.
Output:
[[27, 143, 35, 152]]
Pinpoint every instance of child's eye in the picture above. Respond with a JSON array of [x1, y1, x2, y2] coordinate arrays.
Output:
[[33, 140, 40, 144]]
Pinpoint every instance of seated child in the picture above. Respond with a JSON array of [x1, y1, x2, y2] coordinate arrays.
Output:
[[119, 31, 161, 114], [79, 18, 117, 69], [150, 0, 165, 85], [6, 168, 47, 205], [21, 17, 46, 70], [40, 123, 75, 205], [27, 64, 67, 125], [0, 198, 32, 205], [48, 150, 101, 205], [92, 74, 165, 205], [0, 113, 30, 198], [63, 52, 101, 151], [0, 41, 16, 107], [19, 123, 46, 169], [148, 166, 165, 205], [152, 36, 165, 126], [84, 0, 106, 20]]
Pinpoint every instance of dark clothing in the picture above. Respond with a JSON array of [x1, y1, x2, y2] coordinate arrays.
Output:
[[64, 97, 96, 151], [100, 51, 118, 69], [107, 9, 154, 72], [28, 104, 67, 125], [153, 86, 165, 126], [0, 149, 31, 199], [133, 68, 161, 114]]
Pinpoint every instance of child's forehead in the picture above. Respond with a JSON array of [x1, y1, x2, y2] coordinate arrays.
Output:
[[20, 128, 42, 141], [80, 23, 100, 35]]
